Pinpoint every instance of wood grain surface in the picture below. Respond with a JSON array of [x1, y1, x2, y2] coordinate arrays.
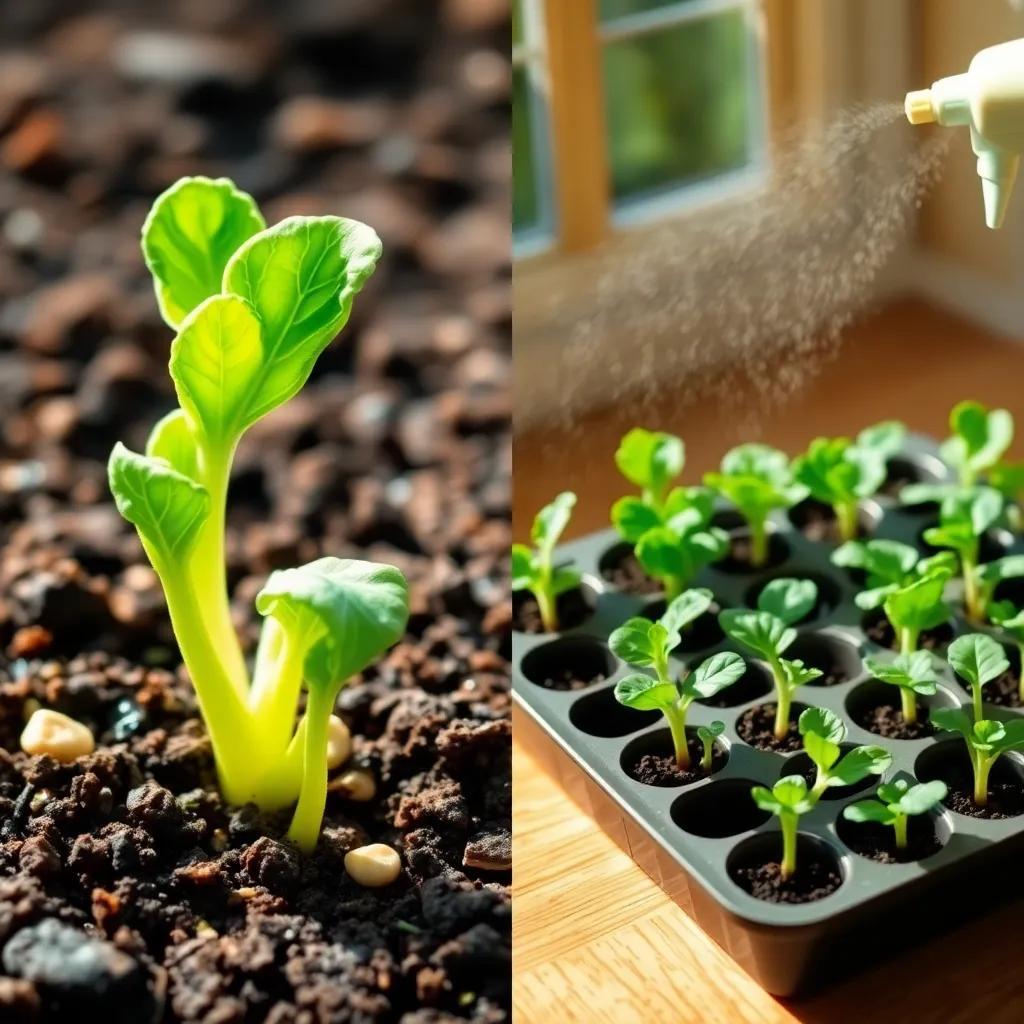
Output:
[[513, 298, 1024, 1023]]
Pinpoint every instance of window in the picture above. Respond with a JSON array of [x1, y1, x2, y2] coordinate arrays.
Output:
[[513, 0, 767, 253]]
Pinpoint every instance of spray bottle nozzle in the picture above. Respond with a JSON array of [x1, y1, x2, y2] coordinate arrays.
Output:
[[905, 38, 1024, 229]]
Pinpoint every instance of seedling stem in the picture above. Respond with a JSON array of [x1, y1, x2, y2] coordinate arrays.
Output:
[[780, 811, 798, 881]]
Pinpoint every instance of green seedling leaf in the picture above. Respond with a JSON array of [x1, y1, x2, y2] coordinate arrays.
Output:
[[900, 482, 957, 507], [991, 601, 1024, 637], [883, 570, 951, 633], [697, 720, 725, 742], [793, 436, 886, 505], [929, 706, 974, 741], [842, 799, 896, 825], [752, 774, 815, 815], [635, 524, 728, 598], [532, 491, 576, 558], [684, 651, 746, 699], [864, 651, 938, 696], [889, 778, 948, 815], [757, 577, 818, 625], [513, 492, 580, 631], [224, 215, 382, 427], [145, 408, 200, 480], [976, 555, 1024, 589], [550, 566, 582, 596], [609, 618, 676, 669], [614, 673, 678, 711], [142, 176, 266, 328], [660, 588, 714, 635], [615, 428, 685, 498], [940, 400, 1014, 486], [832, 538, 918, 583], [948, 633, 1009, 690], [856, 420, 906, 460], [705, 443, 807, 512], [830, 745, 891, 786], [799, 706, 847, 744], [108, 443, 209, 563], [779, 658, 823, 687], [256, 557, 409, 688], [719, 609, 795, 661], [610, 496, 662, 542], [663, 486, 715, 523], [990, 461, 1024, 502]]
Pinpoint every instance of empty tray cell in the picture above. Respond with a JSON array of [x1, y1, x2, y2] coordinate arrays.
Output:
[[672, 778, 770, 838], [520, 635, 615, 691], [569, 684, 659, 738], [788, 632, 863, 687]]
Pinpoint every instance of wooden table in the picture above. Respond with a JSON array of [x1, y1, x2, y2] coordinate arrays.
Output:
[[513, 298, 1024, 1023]]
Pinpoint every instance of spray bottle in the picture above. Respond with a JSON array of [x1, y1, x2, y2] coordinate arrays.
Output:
[[905, 38, 1024, 228]]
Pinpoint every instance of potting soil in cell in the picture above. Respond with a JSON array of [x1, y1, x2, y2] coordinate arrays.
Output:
[[528, 103, 952, 427]]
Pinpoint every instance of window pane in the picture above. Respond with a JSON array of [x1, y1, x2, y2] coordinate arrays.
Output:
[[603, 11, 751, 203], [599, 0, 696, 21], [513, 66, 540, 232]]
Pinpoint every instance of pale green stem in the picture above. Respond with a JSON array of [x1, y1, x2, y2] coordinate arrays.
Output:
[[665, 704, 690, 770], [893, 814, 908, 851], [973, 752, 993, 807], [962, 554, 982, 622], [253, 718, 306, 811], [700, 735, 714, 772], [971, 682, 984, 724], [899, 626, 919, 656], [835, 500, 859, 543], [535, 580, 559, 633], [287, 685, 334, 853], [899, 686, 918, 724], [249, 620, 307, 761], [811, 769, 829, 801], [779, 811, 798, 880], [770, 659, 791, 740], [663, 575, 683, 603]]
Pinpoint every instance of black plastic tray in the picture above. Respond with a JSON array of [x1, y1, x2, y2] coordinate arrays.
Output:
[[512, 435, 1024, 996]]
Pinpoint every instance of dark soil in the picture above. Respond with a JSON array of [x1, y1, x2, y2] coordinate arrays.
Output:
[[735, 703, 805, 754], [839, 816, 942, 864], [599, 544, 660, 595], [879, 459, 931, 501], [731, 849, 842, 904], [851, 697, 936, 740], [624, 736, 726, 787], [716, 532, 790, 574], [788, 499, 869, 544], [941, 771, 1024, 819], [512, 588, 591, 634], [862, 610, 954, 652], [0, 3, 511, 1021]]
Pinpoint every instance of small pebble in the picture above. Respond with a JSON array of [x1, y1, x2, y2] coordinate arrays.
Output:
[[344, 843, 402, 888], [329, 768, 376, 802], [326, 715, 352, 769], [20, 709, 94, 763]]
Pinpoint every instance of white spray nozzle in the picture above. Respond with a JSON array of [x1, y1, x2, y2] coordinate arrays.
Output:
[[905, 39, 1024, 229]]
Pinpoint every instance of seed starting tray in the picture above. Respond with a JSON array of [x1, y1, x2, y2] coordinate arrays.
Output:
[[512, 436, 1024, 996]]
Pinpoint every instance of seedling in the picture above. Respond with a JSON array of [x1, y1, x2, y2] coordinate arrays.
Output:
[[798, 707, 891, 799], [634, 515, 729, 601], [990, 460, 1024, 531], [939, 400, 1013, 488], [832, 538, 955, 612], [990, 602, 1024, 701], [704, 444, 807, 568], [697, 721, 725, 771], [720, 578, 823, 740], [947, 633, 1009, 722], [750, 776, 816, 881], [856, 420, 906, 463], [882, 567, 954, 655], [612, 590, 745, 769], [792, 436, 886, 541], [843, 777, 948, 851], [863, 651, 938, 725], [922, 486, 1005, 621], [931, 708, 1024, 806], [512, 492, 581, 632], [109, 177, 407, 852]]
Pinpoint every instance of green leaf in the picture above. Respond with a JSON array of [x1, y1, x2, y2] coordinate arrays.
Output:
[[793, 436, 884, 504], [550, 566, 582, 596], [941, 400, 1013, 482], [255, 557, 409, 689], [948, 633, 1009, 688], [832, 539, 918, 584], [803, 731, 840, 773], [108, 442, 209, 563], [141, 176, 266, 328], [830, 745, 891, 786], [772, 774, 814, 811], [990, 461, 1024, 501], [971, 719, 1006, 753], [929, 706, 973, 740], [511, 544, 536, 590], [532, 492, 576, 559], [608, 618, 670, 668], [660, 588, 713, 635], [799, 706, 846, 744], [894, 779, 948, 815], [883, 571, 950, 632], [719, 609, 795, 660], [856, 420, 906, 460], [991, 601, 1024, 638], [223, 215, 382, 426], [900, 482, 956, 507], [685, 652, 745, 699], [705, 444, 807, 518], [976, 555, 1024, 587], [169, 294, 264, 444], [145, 408, 199, 480], [697, 720, 725, 742], [663, 486, 714, 524], [864, 651, 937, 695], [842, 800, 896, 825], [991, 718, 1024, 755], [875, 778, 911, 805], [615, 428, 684, 494], [614, 673, 678, 711], [757, 577, 818, 626], [780, 658, 823, 687], [611, 496, 661, 542]]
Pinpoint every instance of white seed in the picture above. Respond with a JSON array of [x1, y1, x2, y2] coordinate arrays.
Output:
[[344, 843, 401, 887], [329, 768, 376, 802], [20, 709, 94, 763], [326, 715, 351, 769]]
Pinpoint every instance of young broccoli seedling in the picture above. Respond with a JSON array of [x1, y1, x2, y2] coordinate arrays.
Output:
[[930, 708, 1024, 806], [856, 420, 907, 463], [798, 707, 891, 799], [109, 177, 407, 852], [697, 721, 725, 771], [750, 776, 816, 881], [947, 633, 1009, 722], [704, 444, 807, 568], [881, 566, 954, 655], [990, 602, 1024, 702], [633, 514, 729, 601], [939, 400, 1013, 488], [511, 491, 581, 632], [922, 486, 1005, 621], [832, 538, 955, 613], [792, 437, 886, 542], [720, 578, 823, 740], [863, 651, 938, 725], [843, 777, 948, 851], [612, 591, 745, 769]]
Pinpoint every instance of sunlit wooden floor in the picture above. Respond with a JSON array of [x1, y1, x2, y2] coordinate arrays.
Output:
[[513, 296, 1024, 1024]]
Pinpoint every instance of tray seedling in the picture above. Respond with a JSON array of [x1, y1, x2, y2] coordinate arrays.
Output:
[[863, 651, 938, 726], [940, 400, 1013, 488], [931, 709, 1024, 807], [697, 721, 725, 771], [512, 491, 581, 632], [832, 538, 954, 606], [720, 578, 823, 740], [792, 436, 887, 542], [989, 602, 1024, 701], [612, 589, 742, 770], [798, 707, 891, 799], [109, 176, 409, 852], [922, 487, 1007, 622], [880, 566, 953, 655], [947, 633, 1009, 722], [856, 420, 906, 463], [704, 444, 807, 568], [842, 777, 948, 851], [750, 776, 817, 881], [990, 460, 1024, 531]]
